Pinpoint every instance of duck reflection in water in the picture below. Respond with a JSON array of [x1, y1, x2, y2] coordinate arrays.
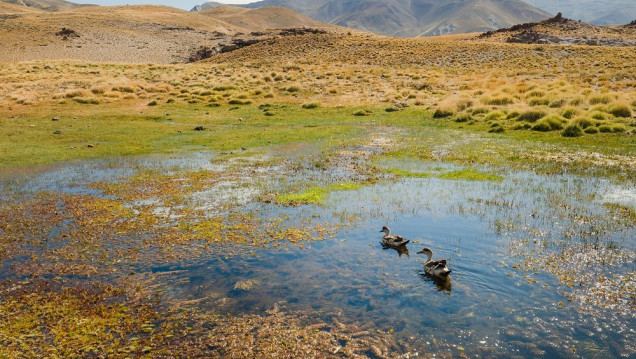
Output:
[[420, 273, 452, 294], [381, 242, 410, 257]]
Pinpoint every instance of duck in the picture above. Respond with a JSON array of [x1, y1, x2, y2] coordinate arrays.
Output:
[[380, 226, 409, 247], [417, 247, 451, 277]]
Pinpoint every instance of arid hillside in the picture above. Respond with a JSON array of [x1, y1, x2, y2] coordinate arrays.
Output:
[[0, 4, 336, 63]]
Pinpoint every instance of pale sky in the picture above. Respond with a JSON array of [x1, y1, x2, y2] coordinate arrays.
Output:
[[72, 0, 255, 11]]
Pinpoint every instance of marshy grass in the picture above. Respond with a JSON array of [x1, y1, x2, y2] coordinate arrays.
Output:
[[275, 182, 362, 206], [438, 169, 504, 182]]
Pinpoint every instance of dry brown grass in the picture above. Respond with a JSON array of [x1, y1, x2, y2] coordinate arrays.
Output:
[[0, 4, 336, 63]]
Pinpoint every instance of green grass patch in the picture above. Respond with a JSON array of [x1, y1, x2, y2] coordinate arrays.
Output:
[[438, 169, 504, 182], [384, 168, 432, 178], [275, 182, 361, 206]]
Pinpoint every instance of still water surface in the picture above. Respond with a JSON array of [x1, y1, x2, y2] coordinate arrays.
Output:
[[1, 154, 634, 358]]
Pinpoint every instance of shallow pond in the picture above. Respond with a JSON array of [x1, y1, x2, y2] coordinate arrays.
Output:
[[1, 152, 634, 358]]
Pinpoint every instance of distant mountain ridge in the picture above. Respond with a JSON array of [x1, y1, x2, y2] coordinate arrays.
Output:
[[524, 0, 636, 25], [192, 0, 552, 37], [0, 0, 92, 11]]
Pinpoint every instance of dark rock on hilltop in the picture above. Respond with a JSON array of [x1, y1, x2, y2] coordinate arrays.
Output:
[[478, 13, 636, 47]]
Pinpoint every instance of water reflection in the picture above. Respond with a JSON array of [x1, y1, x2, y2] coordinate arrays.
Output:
[[380, 242, 410, 257], [420, 273, 452, 294]]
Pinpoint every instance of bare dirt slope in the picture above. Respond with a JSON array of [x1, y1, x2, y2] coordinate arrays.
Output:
[[0, 4, 336, 63]]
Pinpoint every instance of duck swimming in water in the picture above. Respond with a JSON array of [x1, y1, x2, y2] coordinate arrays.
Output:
[[380, 226, 409, 247], [417, 247, 451, 277]]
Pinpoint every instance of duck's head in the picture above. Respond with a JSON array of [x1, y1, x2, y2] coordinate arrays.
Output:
[[380, 226, 390, 234], [417, 247, 433, 257]]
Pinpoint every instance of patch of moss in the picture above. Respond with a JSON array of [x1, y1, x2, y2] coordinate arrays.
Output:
[[275, 182, 362, 206], [438, 169, 504, 182], [385, 168, 432, 178]]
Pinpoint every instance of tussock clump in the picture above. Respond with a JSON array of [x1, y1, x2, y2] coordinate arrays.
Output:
[[90, 86, 108, 95], [112, 85, 136, 93], [569, 97, 584, 106], [64, 89, 90, 98], [506, 111, 520, 119], [73, 97, 100, 104], [228, 99, 251, 105], [302, 102, 320, 109], [549, 99, 565, 108], [526, 90, 546, 98], [609, 124, 627, 133], [483, 96, 515, 106], [590, 111, 609, 121], [484, 111, 506, 122], [560, 107, 578, 119], [517, 110, 546, 122], [213, 85, 237, 91], [454, 113, 472, 122], [573, 117, 595, 129], [433, 108, 453, 117], [528, 97, 550, 106], [561, 123, 583, 137], [589, 94, 612, 105], [471, 107, 489, 115], [607, 103, 632, 118], [531, 114, 565, 131]]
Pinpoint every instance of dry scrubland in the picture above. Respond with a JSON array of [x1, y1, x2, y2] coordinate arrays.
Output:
[[0, 15, 635, 358]]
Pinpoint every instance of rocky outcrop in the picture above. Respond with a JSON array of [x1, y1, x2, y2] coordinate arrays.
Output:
[[505, 29, 636, 46], [479, 13, 636, 47]]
